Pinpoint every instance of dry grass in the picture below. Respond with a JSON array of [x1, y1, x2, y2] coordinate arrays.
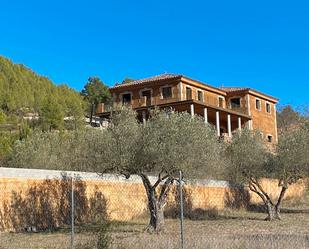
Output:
[[1, 192, 308, 249], [1, 208, 309, 249]]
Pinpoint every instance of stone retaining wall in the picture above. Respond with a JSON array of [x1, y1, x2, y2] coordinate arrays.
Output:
[[0, 167, 306, 232]]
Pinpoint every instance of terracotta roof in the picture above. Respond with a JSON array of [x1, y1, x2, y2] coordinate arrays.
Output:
[[220, 87, 250, 93], [111, 73, 182, 89], [220, 87, 278, 102]]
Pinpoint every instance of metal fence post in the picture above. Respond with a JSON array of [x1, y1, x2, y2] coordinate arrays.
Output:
[[71, 176, 75, 249], [179, 171, 184, 249]]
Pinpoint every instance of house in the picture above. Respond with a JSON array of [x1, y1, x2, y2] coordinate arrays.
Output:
[[97, 73, 278, 143]]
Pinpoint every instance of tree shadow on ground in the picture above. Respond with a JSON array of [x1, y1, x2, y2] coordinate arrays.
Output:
[[0, 173, 108, 232], [246, 202, 309, 214], [277, 208, 309, 214]]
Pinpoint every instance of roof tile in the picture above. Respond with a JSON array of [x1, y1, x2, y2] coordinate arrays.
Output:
[[111, 73, 182, 89]]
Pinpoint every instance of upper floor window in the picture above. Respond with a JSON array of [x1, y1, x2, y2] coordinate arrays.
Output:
[[218, 97, 224, 108], [162, 86, 172, 99], [255, 98, 261, 110], [230, 97, 241, 108], [197, 90, 203, 101], [186, 87, 192, 100], [266, 102, 271, 113], [122, 93, 132, 105]]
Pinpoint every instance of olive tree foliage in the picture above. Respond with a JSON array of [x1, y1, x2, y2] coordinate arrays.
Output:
[[277, 105, 301, 135], [226, 126, 309, 221], [5, 129, 106, 171], [93, 108, 224, 232], [274, 120, 309, 203], [225, 129, 276, 220]]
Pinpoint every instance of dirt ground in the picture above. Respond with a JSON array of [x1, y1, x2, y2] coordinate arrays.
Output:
[[1, 195, 308, 249]]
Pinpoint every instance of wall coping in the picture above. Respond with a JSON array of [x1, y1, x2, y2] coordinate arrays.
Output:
[[0, 167, 231, 188]]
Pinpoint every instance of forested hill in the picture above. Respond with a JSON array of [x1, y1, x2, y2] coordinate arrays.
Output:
[[0, 56, 85, 124]]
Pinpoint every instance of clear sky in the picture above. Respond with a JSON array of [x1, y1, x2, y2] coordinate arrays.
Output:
[[0, 0, 308, 107]]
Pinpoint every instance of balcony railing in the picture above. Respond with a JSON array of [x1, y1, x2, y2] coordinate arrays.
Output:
[[226, 106, 248, 115], [109, 95, 249, 116], [137, 96, 180, 107]]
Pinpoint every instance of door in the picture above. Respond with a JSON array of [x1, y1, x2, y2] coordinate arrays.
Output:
[[142, 90, 152, 106]]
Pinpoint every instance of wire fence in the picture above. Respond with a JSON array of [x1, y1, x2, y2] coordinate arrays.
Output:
[[0, 169, 308, 249]]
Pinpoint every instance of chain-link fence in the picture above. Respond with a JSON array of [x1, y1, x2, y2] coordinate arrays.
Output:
[[0, 168, 308, 249]]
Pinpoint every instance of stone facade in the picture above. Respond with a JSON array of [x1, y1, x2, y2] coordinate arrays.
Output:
[[98, 73, 279, 144]]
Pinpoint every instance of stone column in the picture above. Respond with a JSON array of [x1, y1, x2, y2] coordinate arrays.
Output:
[[238, 117, 242, 130], [204, 107, 208, 123], [227, 114, 232, 137], [190, 104, 194, 117], [216, 111, 220, 136], [142, 111, 146, 125], [249, 120, 253, 130]]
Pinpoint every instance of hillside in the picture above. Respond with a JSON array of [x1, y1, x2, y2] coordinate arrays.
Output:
[[0, 56, 85, 126]]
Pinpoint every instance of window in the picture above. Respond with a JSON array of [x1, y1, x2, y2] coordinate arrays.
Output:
[[162, 86, 172, 99], [255, 98, 261, 110], [122, 93, 131, 105], [267, 135, 273, 143], [197, 90, 203, 101], [186, 87, 192, 100], [218, 97, 224, 108], [266, 102, 271, 113], [230, 98, 241, 108]]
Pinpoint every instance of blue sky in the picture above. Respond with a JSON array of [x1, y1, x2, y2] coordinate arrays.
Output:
[[0, 0, 308, 107]]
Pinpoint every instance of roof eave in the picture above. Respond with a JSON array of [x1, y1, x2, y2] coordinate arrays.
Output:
[[224, 88, 278, 103], [109, 76, 182, 91], [180, 76, 227, 96]]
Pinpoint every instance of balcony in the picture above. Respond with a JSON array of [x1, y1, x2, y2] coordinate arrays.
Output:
[[98, 95, 249, 118], [226, 106, 248, 115], [137, 96, 180, 108]]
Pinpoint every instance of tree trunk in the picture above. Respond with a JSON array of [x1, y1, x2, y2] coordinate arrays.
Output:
[[140, 174, 173, 233], [265, 185, 288, 221], [147, 190, 165, 232], [274, 186, 288, 220], [265, 201, 277, 221], [248, 178, 280, 221], [249, 178, 290, 221]]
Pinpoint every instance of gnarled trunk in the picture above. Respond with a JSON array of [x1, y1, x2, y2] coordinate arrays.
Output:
[[140, 173, 173, 233], [265, 201, 280, 221], [274, 186, 288, 220], [249, 177, 288, 221], [148, 191, 165, 232]]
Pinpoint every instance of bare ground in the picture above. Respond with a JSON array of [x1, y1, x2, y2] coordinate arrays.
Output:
[[1, 193, 308, 249], [1, 207, 309, 249]]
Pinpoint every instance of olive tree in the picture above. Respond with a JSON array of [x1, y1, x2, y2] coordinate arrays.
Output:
[[6, 129, 105, 171], [226, 126, 309, 221], [95, 108, 224, 232], [225, 129, 277, 220], [273, 121, 309, 217]]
